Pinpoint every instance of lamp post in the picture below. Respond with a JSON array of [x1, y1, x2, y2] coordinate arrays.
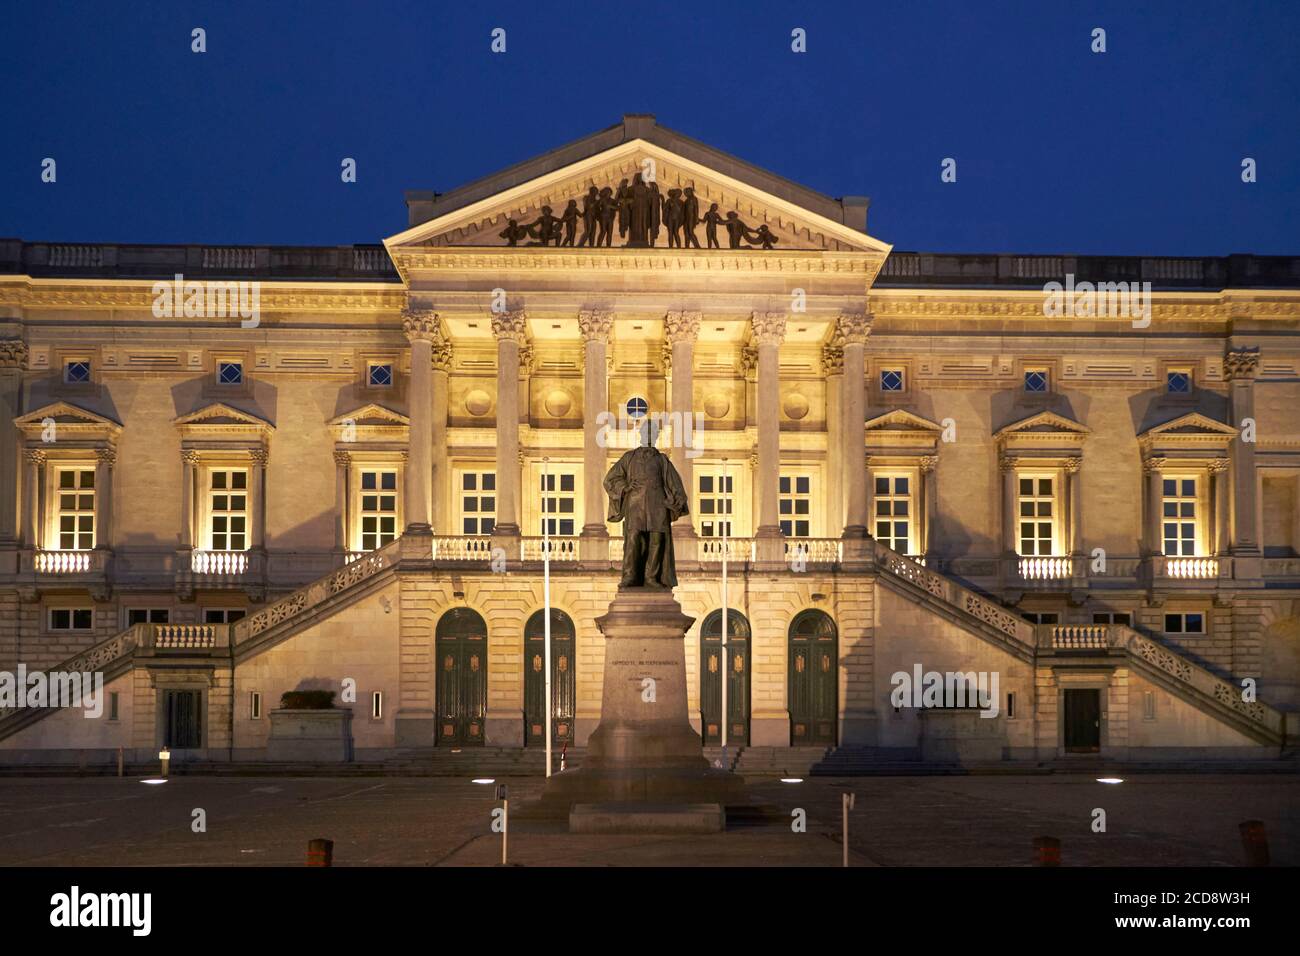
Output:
[[720, 457, 729, 767], [543, 456, 553, 779]]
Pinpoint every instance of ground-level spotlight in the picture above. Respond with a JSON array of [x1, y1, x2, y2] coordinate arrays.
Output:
[[140, 778, 168, 785], [1096, 777, 1124, 784], [472, 777, 496, 785], [780, 777, 804, 784]]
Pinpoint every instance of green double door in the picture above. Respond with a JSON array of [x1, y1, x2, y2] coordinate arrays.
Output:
[[700, 610, 750, 745], [789, 610, 838, 745], [436, 609, 488, 746], [523, 610, 576, 746]]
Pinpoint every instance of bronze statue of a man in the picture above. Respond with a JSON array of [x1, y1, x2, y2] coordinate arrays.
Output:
[[604, 419, 689, 588]]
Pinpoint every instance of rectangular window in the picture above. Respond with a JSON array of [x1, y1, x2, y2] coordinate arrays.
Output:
[[1091, 612, 1132, 626], [359, 469, 398, 550], [63, 360, 91, 384], [127, 608, 170, 626], [874, 475, 911, 554], [879, 369, 905, 392], [250, 691, 262, 720], [1021, 612, 1060, 625], [1161, 478, 1198, 556], [779, 474, 812, 537], [1024, 369, 1050, 393], [1143, 690, 1156, 721], [371, 691, 383, 720], [697, 473, 734, 537], [204, 609, 247, 624], [539, 472, 576, 536], [1167, 370, 1193, 394], [56, 468, 96, 550], [1006, 693, 1016, 719], [217, 361, 243, 385], [49, 608, 93, 630], [109, 692, 119, 722], [1164, 612, 1205, 634], [461, 472, 496, 535], [1018, 476, 1055, 556], [208, 469, 248, 551], [367, 363, 393, 387]]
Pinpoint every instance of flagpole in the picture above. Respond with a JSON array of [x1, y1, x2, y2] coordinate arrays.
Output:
[[720, 457, 728, 764], [543, 456, 553, 778]]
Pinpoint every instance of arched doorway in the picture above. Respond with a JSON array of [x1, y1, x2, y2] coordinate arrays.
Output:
[[789, 610, 837, 745], [436, 608, 488, 746], [700, 609, 751, 745], [523, 609, 576, 746]]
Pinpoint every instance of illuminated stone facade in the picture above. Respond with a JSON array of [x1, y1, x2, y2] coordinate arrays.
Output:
[[2, 116, 1298, 764]]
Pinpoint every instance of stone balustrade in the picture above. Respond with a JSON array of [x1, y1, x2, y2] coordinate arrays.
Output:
[[191, 550, 250, 575]]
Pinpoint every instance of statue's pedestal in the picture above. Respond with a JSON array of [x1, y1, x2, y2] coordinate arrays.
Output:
[[526, 588, 746, 826]]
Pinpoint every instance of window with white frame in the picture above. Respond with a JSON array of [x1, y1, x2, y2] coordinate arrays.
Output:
[[1164, 612, 1205, 634], [126, 608, 170, 626], [371, 691, 383, 720], [204, 608, 246, 624], [779, 474, 812, 537], [539, 472, 576, 536], [697, 471, 735, 537], [56, 468, 96, 550], [1161, 477, 1198, 556], [873, 474, 912, 554], [250, 691, 262, 720], [207, 469, 248, 551], [359, 469, 398, 550], [1092, 612, 1132, 626], [49, 608, 93, 631], [460, 471, 496, 535], [1017, 475, 1056, 556]]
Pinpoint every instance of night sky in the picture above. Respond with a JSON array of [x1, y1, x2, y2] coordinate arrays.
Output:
[[2, 0, 1296, 255]]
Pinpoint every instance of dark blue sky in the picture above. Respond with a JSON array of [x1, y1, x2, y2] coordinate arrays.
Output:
[[2, 0, 1296, 255]]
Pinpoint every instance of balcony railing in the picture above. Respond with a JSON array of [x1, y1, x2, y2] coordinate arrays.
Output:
[[191, 550, 249, 575], [1018, 556, 1072, 580], [431, 536, 494, 561], [1159, 557, 1220, 579], [700, 538, 756, 563], [28, 549, 107, 574], [1041, 624, 1114, 650], [520, 537, 578, 561], [784, 538, 844, 563], [151, 624, 221, 650]]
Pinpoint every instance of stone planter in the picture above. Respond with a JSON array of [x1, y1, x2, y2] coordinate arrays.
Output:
[[919, 709, 1005, 764], [267, 708, 354, 762]]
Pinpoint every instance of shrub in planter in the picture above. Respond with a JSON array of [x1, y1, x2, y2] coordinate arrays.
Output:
[[279, 690, 336, 710]]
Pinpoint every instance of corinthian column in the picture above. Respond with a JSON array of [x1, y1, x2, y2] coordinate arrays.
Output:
[[402, 306, 438, 533], [0, 339, 27, 546], [666, 311, 701, 562], [579, 310, 613, 563], [752, 312, 787, 564], [823, 343, 845, 539], [94, 446, 116, 552], [23, 449, 44, 550], [491, 310, 527, 547], [1226, 347, 1261, 563], [431, 331, 453, 534], [838, 312, 872, 559]]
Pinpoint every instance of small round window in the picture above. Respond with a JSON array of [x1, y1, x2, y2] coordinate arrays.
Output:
[[625, 396, 648, 420]]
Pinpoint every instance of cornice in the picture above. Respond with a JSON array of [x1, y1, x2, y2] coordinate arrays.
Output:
[[0, 278, 405, 313]]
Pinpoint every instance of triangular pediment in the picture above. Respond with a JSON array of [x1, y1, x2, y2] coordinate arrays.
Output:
[[995, 411, 1091, 441], [386, 119, 891, 261], [864, 409, 943, 432], [328, 404, 410, 428], [1139, 412, 1238, 441], [174, 403, 274, 431], [15, 401, 121, 430]]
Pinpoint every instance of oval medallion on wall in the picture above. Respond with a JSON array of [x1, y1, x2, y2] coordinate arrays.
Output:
[[783, 392, 810, 420], [464, 389, 492, 416], [544, 387, 573, 418]]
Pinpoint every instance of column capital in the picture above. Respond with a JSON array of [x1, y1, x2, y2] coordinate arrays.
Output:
[[402, 306, 441, 343], [821, 345, 844, 375], [1224, 346, 1260, 381], [95, 446, 118, 466], [333, 450, 352, 467], [249, 448, 270, 466], [836, 311, 873, 345], [998, 453, 1019, 473], [490, 309, 528, 344], [920, 454, 938, 473], [431, 334, 453, 372], [518, 343, 535, 376], [181, 450, 200, 465], [578, 309, 614, 343], [1063, 456, 1082, 474], [661, 340, 673, 375], [739, 345, 758, 376], [25, 448, 46, 466], [1143, 456, 1167, 474], [0, 338, 29, 369], [664, 310, 702, 344], [750, 311, 787, 346], [1208, 457, 1230, 474]]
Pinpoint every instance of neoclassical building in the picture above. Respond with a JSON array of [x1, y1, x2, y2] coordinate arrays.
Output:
[[2, 115, 1298, 766]]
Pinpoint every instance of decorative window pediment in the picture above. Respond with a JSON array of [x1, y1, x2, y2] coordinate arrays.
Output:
[[174, 403, 274, 448], [864, 409, 942, 456], [994, 411, 1090, 453], [15, 401, 122, 444], [1138, 412, 1237, 458], [328, 404, 411, 445]]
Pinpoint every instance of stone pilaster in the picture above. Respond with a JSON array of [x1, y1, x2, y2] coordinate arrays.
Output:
[[822, 343, 845, 541], [490, 310, 527, 548], [920, 454, 938, 560], [1143, 457, 1166, 556], [179, 451, 198, 552], [248, 448, 268, 550], [1209, 458, 1230, 556], [579, 309, 613, 563], [1226, 347, 1261, 571], [837, 313, 872, 559], [430, 331, 453, 535], [333, 450, 350, 552], [94, 446, 116, 552], [666, 310, 701, 562], [0, 339, 27, 547], [751, 312, 786, 564], [1065, 456, 1082, 556], [1000, 454, 1019, 555], [402, 306, 439, 533], [23, 448, 44, 550]]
